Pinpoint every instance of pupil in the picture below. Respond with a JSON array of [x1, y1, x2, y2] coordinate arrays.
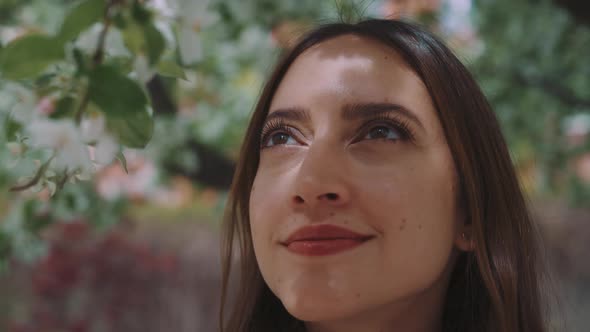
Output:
[[371, 127, 389, 138], [272, 133, 289, 144]]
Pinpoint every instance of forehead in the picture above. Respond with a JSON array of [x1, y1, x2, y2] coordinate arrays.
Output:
[[269, 34, 432, 114]]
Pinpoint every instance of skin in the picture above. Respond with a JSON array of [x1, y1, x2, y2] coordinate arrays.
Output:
[[249, 34, 473, 332]]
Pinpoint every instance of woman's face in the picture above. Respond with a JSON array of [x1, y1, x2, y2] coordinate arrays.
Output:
[[249, 35, 467, 326]]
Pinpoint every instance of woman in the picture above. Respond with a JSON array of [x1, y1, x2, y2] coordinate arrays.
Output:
[[219, 19, 549, 332]]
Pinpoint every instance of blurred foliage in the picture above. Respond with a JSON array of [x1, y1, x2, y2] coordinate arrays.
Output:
[[470, 0, 590, 204]]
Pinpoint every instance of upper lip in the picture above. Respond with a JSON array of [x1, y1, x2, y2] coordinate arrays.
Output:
[[283, 224, 373, 245]]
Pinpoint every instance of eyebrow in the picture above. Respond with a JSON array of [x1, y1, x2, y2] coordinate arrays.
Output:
[[342, 102, 424, 130], [265, 102, 424, 130], [264, 106, 311, 124]]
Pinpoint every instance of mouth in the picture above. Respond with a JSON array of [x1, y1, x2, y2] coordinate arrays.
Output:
[[282, 224, 374, 256]]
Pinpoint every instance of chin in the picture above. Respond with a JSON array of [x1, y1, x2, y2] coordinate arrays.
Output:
[[284, 302, 342, 322], [279, 290, 355, 322]]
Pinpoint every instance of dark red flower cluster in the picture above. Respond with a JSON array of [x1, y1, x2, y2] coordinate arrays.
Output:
[[8, 220, 179, 332]]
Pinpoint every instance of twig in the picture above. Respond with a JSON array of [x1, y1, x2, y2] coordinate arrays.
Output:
[[9, 155, 55, 192], [75, 0, 116, 124], [92, 2, 114, 66], [74, 88, 90, 125]]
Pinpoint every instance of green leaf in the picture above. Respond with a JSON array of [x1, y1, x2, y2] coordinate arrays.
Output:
[[156, 60, 187, 79], [35, 72, 57, 87], [122, 22, 145, 55], [123, 22, 166, 65], [73, 48, 89, 73], [0, 230, 12, 264], [131, 1, 152, 24], [0, 35, 64, 80], [88, 64, 148, 116], [24, 214, 53, 234], [4, 113, 22, 141], [144, 23, 165, 65], [22, 200, 52, 234], [112, 12, 128, 30], [58, 0, 106, 42], [50, 96, 77, 119], [116, 150, 128, 173], [106, 108, 154, 148]]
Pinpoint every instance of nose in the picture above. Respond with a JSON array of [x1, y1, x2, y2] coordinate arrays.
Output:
[[291, 143, 351, 210]]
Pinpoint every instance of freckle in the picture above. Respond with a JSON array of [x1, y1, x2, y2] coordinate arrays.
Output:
[[400, 218, 407, 231], [356, 293, 361, 298], [418, 224, 422, 230], [329, 212, 335, 217]]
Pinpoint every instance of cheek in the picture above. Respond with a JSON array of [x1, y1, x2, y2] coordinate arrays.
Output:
[[357, 157, 458, 282], [248, 171, 288, 260], [249, 176, 270, 246]]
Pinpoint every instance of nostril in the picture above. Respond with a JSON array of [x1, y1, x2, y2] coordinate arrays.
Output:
[[324, 193, 339, 200], [294, 196, 304, 204]]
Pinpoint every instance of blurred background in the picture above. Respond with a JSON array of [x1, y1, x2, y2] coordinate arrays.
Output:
[[0, 0, 588, 331]]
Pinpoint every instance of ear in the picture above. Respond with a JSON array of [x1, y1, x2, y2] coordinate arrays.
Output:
[[454, 223, 475, 252]]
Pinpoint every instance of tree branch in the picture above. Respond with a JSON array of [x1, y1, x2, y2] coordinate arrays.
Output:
[[9, 155, 55, 192], [75, 0, 116, 125]]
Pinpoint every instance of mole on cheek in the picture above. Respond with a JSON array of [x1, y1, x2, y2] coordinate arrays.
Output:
[[399, 218, 407, 231]]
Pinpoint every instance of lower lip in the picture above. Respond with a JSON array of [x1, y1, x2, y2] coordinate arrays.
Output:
[[285, 238, 368, 256]]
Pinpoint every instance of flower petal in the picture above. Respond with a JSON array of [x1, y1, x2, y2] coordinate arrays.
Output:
[[94, 135, 118, 165], [178, 25, 203, 65]]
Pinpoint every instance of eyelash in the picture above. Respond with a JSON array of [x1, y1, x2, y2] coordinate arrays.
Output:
[[259, 118, 296, 148], [259, 115, 415, 149], [358, 115, 414, 142]]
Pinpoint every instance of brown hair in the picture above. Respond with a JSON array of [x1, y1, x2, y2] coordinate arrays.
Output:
[[219, 19, 549, 332]]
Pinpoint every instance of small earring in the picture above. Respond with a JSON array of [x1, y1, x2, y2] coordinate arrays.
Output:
[[461, 232, 467, 239]]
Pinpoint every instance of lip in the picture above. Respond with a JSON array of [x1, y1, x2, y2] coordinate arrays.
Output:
[[282, 224, 373, 256]]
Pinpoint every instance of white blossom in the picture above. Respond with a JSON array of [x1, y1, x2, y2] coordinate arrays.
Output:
[[80, 113, 106, 143], [96, 153, 158, 200], [5, 142, 25, 168], [26, 119, 93, 172], [132, 54, 157, 84], [0, 26, 27, 44], [4, 83, 37, 124], [173, 0, 219, 65], [94, 135, 118, 165], [75, 23, 131, 58], [81, 114, 119, 166], [148, 0, 177, 19]]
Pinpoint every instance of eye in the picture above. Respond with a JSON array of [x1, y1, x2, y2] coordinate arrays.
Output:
[[264, 131, 298, 147], [363, 125, 401, 141], [260, 118, 303, 149]]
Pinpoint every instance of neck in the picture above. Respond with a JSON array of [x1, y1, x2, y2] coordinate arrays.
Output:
[[304, 295, 443, 332], [304, 263, 452, 332]]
